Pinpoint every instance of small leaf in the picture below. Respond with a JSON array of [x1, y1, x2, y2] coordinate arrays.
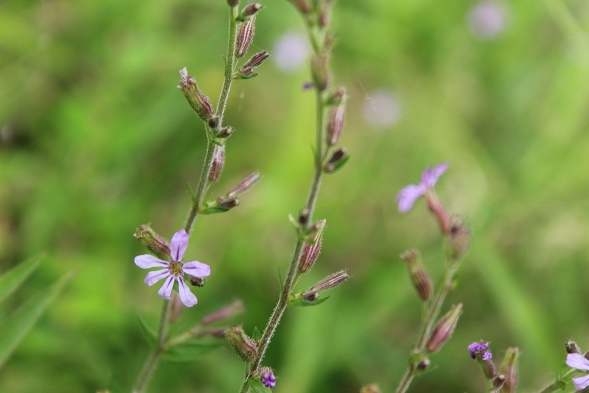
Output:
[[248, 378, 272, 393], [199, 205, 233, 215], [0, 270, 72, 368], [0, 254, 44, 304], [288, 296, 330, 307], [162, 342, 222, 362], [136, 316, 157, 347], [324, 153, 350, 174]]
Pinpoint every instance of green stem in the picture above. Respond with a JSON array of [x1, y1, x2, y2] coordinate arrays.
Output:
[[184, 5, 239, 234], [537, 369, 577, 393], [132, 299, 171, 393], [238, 42, 329, 393]]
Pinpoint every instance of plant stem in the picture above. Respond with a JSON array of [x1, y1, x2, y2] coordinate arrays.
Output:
[[184, 5, 239, 234], [395, 263, 459, 393], [537, 369, 576, 393], [132, 299, 171, 393]]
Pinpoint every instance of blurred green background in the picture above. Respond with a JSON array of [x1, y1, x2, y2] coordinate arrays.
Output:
[[2, 0, 589, 392]]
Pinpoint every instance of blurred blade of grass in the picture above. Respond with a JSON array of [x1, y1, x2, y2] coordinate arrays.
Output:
[[0, 254, 44, 304], [0, 270, 73, 369]]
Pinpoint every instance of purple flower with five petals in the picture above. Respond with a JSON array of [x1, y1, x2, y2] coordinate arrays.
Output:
[[135, 229, 210, 307], [396, 163, 448, 213], [567, 353, 589, 390]]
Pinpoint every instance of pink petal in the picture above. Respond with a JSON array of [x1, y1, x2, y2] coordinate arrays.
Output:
[[177, 279, 198, 307], [421, 163, 448, 188], [135, 255, 168, 269], [396, 184, 425, 213], [157, 275, 175, 300], [144, 269, 170, 286], [183, 261, 211, 277], [572, 375, 589, 391], [567, 353, 589, 371], [170, 230, 189, 261]]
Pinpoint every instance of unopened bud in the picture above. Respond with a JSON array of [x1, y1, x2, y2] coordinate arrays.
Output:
[[298, 219, 326, 273], [303, 270, 349, 298], [499, 348, 520, 393], [201, 299, 245, 325], [448, 215, 471, 261], [417, 357, 431, 370], [493, 375, 506, 389], [565, 339, 582, 354], [298, 207, 311, 226], [134, 224, 171, 260], [324, 147, 349, 173], [401, 249, 433, 302], [217, 196, 239, 209], [217, 126, 234, 139], [236, 16, 256, 58], [311, 54, 329, 91], [257, 367, 277, 388], [227, 171, 261, 197], [482, 356, 497, 380], [237, 50, 270, 78], [302, 290, 319, 302], [178, 67, 214, 121], [239, 3, 263, 20], [327, 103, 346, 146], [359, 384, 381, 393], [288, 0, 310, 14], [224, 326, 258, 362], [426, 303, 463, 353], [326, 86, 347, 106], [209, 145, 225, 182], [188, 275, 206, 287], [318, 3, 330, 28]]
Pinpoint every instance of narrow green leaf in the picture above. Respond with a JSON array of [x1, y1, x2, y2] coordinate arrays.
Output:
[[0, 271, 73, 368], [162, 342, 222, 362], [0, 254, 44, 304]]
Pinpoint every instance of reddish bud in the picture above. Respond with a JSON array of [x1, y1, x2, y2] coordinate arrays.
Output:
[[178, 68, 214, 121], [327, 102, 346, 146], [201, 299, 245, 325], [240, 3, 263, 19], [134, 224, 171, 260], [298, 219, 326, 273], [209, 144, 225, 182], [426, 303, 463, 353], [227, 171, 261, 197], [236, 16, 256, 58], [401, 249, 433, 302], [304, 270, 349, 296]]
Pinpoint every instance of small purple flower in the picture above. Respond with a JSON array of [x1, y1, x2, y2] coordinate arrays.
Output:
[[468, 341, 491, 359], [396, 163, 448, 213], [135, 229, 210, 307], [566, 353, 589, 390], [261, 370, 277, 388]]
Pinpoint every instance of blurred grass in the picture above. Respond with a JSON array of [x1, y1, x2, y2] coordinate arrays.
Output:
[[2, 0, 589, 392]]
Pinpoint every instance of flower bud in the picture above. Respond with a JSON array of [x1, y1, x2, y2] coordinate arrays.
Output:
[[499, 347, 520, 393], [318, 3, 330, 28], [303, 270, 349, 298], [227, 171, 261, 197], [134, 224, 171, 260], [326, 86, 347, 106], [177, 67, 214, 121], [327, 102, 346, 146], [258, 367, 277, 388], [288, 0, 310, 14], [208, 114, 220, 130], [216, 126, 235, 139], [359, 384, 381, 393], [237, 50, 270, 78], [217, 196, 239, 209], [448, 215, 471, 261], [298, 207, 311, 226], [565, 339, 582, 354], [227, 0, 240, 6], [201, 299, 245, 325], [188, 275, 206, 287], [298, 219, 326, 273], [224, 326, 258, 362], [209, 144, 225, 182], [401, 249, 433, 302], [324, 147, 349, 173], [311, 54, 329, 91], [493, 375, 506, 389], [417, 357, 431, 370], [239, 3, 263, 20], [426, 303, 463, 353], [236, 16, 256, 58]]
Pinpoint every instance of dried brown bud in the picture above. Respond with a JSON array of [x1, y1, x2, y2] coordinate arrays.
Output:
[[188, 275, 206, 287], [401, 249, 433, 302], [224, 326, 258, 362], [499, 348, 520, 393], [426, 303, 463, 353], [134, 224, 171, 260], [217, 196, 239, 209], [359, 384, 381, 393], [217, 126, 234, 139], [311, 54, 329, 91], [565, 339, 582, 354], [209, 144, 225, 182], [298, 219, 326, 273], [201, 299, 245, 325], [227, 171, 261, 197], [241, 3, 263, 18], [177, 67, 214, 121], [236, 16, 256, 58], [327, 102, 346, 146]]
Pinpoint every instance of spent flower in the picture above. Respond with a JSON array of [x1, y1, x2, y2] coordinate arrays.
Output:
[[134, 229, 210, 307]]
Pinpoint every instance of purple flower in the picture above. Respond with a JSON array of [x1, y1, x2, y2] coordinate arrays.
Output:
[[468, 341, 491, 359], [566, 353, 589, 390], [396, 163, 448, 213], [134, 229, 210, 307], [261, 370, 276, 388]]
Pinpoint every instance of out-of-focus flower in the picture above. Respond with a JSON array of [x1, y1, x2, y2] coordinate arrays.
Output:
[[134, 230, 210, 307], [396, 163, 448, 213], [566, 353, 589, 390], [468, 1, 508, 39], [363, 90, 402, 128], [272, 32, 310, 73]]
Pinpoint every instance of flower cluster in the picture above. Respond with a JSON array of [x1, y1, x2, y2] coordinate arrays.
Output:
[[468, 340, 492, 361]]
